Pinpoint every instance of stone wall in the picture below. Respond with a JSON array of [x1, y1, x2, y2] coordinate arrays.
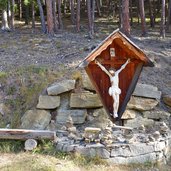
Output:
[[20, 73, 171, 164]]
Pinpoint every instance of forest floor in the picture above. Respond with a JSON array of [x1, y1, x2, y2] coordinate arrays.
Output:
[[0, 18, 171, 171]]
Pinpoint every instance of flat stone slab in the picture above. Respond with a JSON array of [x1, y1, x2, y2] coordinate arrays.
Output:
[[133, 83, 161, 99], [20, 109, 51, 130], [124, 116, 154, 128], [36, 95, 60, 109], [163, 95, 171, 107], [121, 109, 138, 119], [47, 80, 75, 95], [143, 109, 170, 120], [70, 92, 103, 108], [82, 74, 95, 91], [127, 96, 158, 111], [56, 109, 87, 124]]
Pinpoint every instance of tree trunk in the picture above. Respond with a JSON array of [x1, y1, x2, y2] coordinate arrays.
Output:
[[121, 0, 130, 37], [119, 0, 122, 28], [52, 0, 58, 32], [46, 0, 54, 35], [139, 0, 147, 36], [87, 0, 95, 38], [19, 0, 22, 20], [57, 0, 63, 29], [76, 0, 80, 32], [32, 0, 35, 30], [25, 3, 29, 25], [166, 0, 171, 31], [1, 9, 10, 31], [130, 0, 133, 26], [70, 0, 75, 24], [95, 0, 101, 17], [11, 0, 15, 30], [160, 0, 166, 38], [149, 0, 155, 28], [37, 0, 47, 33]]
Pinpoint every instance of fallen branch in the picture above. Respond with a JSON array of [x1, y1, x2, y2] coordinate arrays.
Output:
[[0, 129, 57, 141], [113, 124, 133, 130]]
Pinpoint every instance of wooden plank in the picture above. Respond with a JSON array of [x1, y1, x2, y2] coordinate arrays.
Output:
[[0, 129, 57, 140], [118, 63, 143, 121]]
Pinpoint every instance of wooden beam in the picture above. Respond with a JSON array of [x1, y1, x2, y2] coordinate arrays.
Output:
[[0, 129, 57, 141], [118, 63, 143, 122]]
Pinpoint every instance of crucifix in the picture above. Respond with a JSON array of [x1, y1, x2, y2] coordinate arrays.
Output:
[[95, 59, 130, 118]]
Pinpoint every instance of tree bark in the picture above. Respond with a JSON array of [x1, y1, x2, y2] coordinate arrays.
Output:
[[139, 0, 147, 36], [166, 0, 171, 31], [46, 0, 54, 35], [0, 129, 57, 140], [121, 0, 130, 37], [25, 3, 29, 25], [76, 0, 80, 32], [37, 0, 47, 33], [32, 0, 35, 30], [70, 0, 75, 24], [11, 0, 15, 30], [57, 0, 63, 29], [95, 0, 101, 17], [130, 0, 133, 26], [52, 0, 58, 32], [19, 0, 22, 20], [149, 0, 155, 28], [87, 0, 95, 38], [1, 9, 10, 31], [160, 0, 166, 38]]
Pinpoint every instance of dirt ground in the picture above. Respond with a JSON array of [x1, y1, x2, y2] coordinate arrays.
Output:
[[0, 21, 171, 97], [0, 20, 171, 171]]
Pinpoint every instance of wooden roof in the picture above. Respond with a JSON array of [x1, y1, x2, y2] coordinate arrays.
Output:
[[78, 29, 154, 68]]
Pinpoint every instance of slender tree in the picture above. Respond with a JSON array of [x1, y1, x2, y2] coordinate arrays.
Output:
[[160, 0, 166, 38], [70, 0, 75, 24], [76, 0, 80, 32], [57, 0, 63, 29], [37, 0, 47, 33], [0, 0, 10, 31], [139, 0, 147, 36], [52, 0, 58, 32], [87, 0, 95, 38], [11, 0, 15, 30], [46, 0, 54, 35], [31, 0, 35, 30], [121, 0, 130, 36], [149, 0, 155, 28], [166, 0, 171, 31]]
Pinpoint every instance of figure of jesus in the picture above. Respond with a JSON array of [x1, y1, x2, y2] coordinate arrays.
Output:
[[95, 59, 130, 118]]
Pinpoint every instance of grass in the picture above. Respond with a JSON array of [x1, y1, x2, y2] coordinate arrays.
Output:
[[0, 140, 171, 171]]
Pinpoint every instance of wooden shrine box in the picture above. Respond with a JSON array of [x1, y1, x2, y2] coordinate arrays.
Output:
[[78, 29, 154, 123]]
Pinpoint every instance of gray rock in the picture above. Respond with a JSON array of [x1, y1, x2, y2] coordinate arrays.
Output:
[[127, 96, 158, 111], [75, 145, 110, 159], [124, 116, 154, 128], [70, 92, 103, 108], [20, 109, 51, 130], [121, 109, 138, 119], [91, 108, 110, 129], [154, 141, 166, 152], [56, 109, 87, 124], [133, 83, 161, 99], [82, 74, 95, 91], [163, 95, 171, 107], [143, 110, 170, 120], [111, 143, 154, 157], [0, 103, 9, 116], [36, 95, 60, 109], [47, 80, 75, 95]]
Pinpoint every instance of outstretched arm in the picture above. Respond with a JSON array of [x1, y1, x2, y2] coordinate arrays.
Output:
[[95, 60, 111, 78], [116, 58, 130, 74]]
